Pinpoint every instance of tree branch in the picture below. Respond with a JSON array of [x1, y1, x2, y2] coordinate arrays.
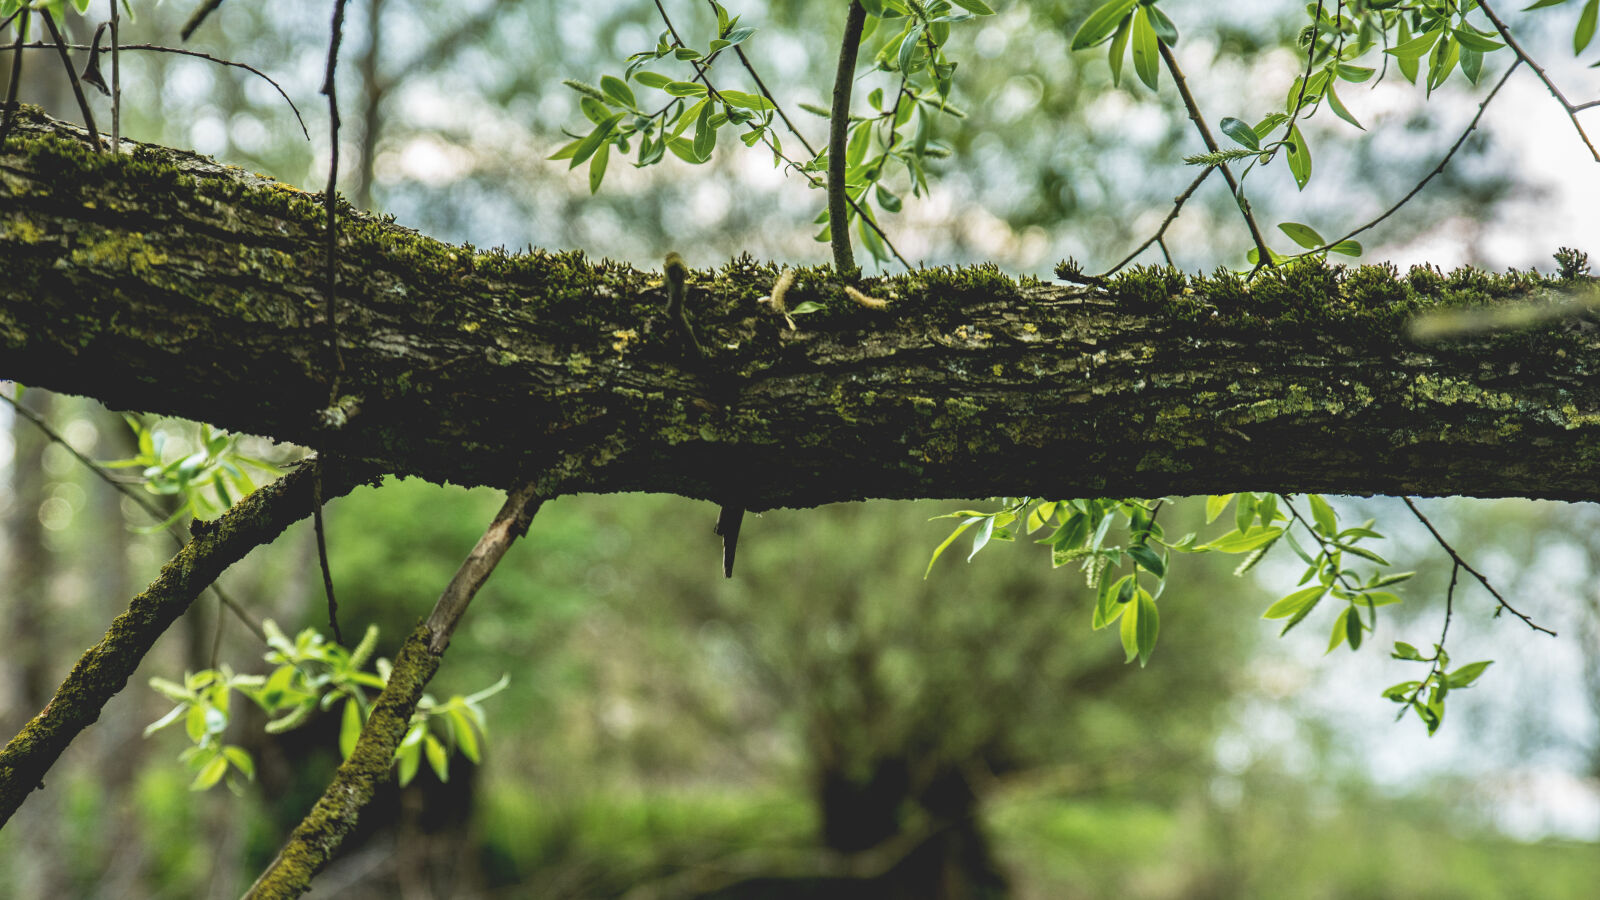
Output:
[[7, 108, 1600, 507], [243, 482, 542, 898], [0, 460, 373, 828]]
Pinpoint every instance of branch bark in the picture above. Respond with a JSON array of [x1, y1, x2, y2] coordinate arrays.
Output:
[[0, 459, 372, 828], [5, 109, 1600, 506]]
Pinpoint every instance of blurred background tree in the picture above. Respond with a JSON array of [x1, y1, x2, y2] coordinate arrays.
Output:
[[1, 0, 1598, 896]]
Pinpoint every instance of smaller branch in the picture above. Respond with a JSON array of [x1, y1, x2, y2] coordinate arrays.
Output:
[[1302, 60, 1518, 258], [321, 0, 349, 389], [244, 483, 542, 898], [828, 0, 867, 274], [1155, 39, 1272, 269], [0, 12, 21, 147], [1401, 496, 1555, 637], [1098, 167, 1213, 278], [39, 9, 102, 151], [1477, 0, 1600, 162], [700, 0, 819, 157], [180, 0, 227, 41], [312, 465, 343, 645], [109, 0, 118, 151]]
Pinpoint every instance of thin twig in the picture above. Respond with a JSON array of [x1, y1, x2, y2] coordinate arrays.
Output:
[[701, 0, 818, 157], [315, 0, 352, 646], [1477, 0, 1600, 162], [0, 12, 22, 147], [1304, 59, 1518, 258], [1098, 167, 1213, 278], [1402, 496, 1555, 636], [1397, 560, 1458, 721], [1155, 38, 1272, 269], [109, 0, 118, 151], [3, 41, 309, 139], [39, 9, 102, 151], [828, 0, 867, 273], [180, 0, 226, 42]]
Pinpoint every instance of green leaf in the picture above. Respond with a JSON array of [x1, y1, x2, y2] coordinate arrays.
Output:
[[1133, 590, 1160, 666], [720, 90, 775, 110], [588, 140, 610, 194], [1362, 590, 1403, 607], [1385, 28, 1442, 60], [1308, 494, 1337, 536], [222, 745, 255, 780], [339, 697, 362, 760], [1219, 117, 1259, 150], [1119, 585, 1142, 662], [1278, 221, 1326, 250], [1346, 602, 1364, 649], [899, 23, 926, 74], [693, 102, 718, 161], [1205, 494, 1235, 524], [1198, 525, 1284, 553], [1452, 27, 1505, 52], [634, 71, 672, 89], [1328, 239, 1363, 256], [1328, 606, 1352, 652], [1235, 492, 1258, 532], [1427, 34, 1461, 93], [968, 515, 997, 561], [926, 516, 982, 577], [601, 75, 636, 109], [1392, 641, 1424, 660], [1383, 680, 1421, 701], [191, 754, 229, 791], [1130, 6, 1160, 91], [1524, 0, 1572, 7], [1263, 584, 1327, 620], [1099, 11, 1130, 87], [396, 741, 421, 787], [449, 707, 482, 763], [951, 0, 996, 13], [1285, 124, 1311, 190], [144, 704, 187, 737], [1336, 64, 1375, 82], [665, 81, 708, 97], [569, 115, 622, 168], [1147, 4, 1179, 45], [1126, 543, 1165, 578], [1071, 0, 1138, 50], [425, 733, 450, 782], [1447, 660, 1493, 688], [1578, 0, 1599, 53], [1325, 82, 1364, 130]]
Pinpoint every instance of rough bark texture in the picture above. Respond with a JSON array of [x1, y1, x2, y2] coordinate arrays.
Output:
[[0, 459, 371, 827], [5, 108, 1600, 507]]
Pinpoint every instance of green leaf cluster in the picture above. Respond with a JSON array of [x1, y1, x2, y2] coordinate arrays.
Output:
[[104, 416, 282, 529], [1383, 642, 1492, 735], [146, 622, 508, 790]]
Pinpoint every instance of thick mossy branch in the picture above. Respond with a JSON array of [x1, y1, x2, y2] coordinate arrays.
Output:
[[0, 460, 374, 828], [4, 108, 1600, 505]]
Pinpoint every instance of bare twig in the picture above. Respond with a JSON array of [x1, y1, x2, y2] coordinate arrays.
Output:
[[315, 0, 352, 645], [1155, 39, 1272, 269], [1098, 167, 1213, 278], [1303, 59, 1519, 258], [39, 9, 101, 151], [1477, 0, 1600, 162], [0, 12, 22, 147], [109, 0, 118, 151], [1402, 496, 1555, 636], [2, 41, 309, 139], [180, 0, 226, 42], [828, 0, 867, 273]]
